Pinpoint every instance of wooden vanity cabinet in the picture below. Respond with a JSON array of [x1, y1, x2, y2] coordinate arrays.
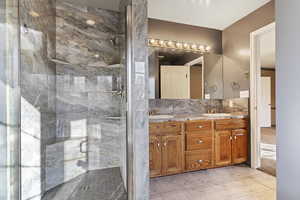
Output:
[[150, 118, 248, 178], [215, 119, 248, 167], [149, 122, 184, 178]]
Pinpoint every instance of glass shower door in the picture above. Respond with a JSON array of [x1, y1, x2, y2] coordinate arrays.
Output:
[[0, 0, 21, 200], [18, 0, 130, 199]]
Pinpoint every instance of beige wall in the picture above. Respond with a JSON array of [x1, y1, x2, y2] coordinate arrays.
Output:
[[222, 1, 275, 98], [261, 69, 276, 125], [149, 19, 222, 54]]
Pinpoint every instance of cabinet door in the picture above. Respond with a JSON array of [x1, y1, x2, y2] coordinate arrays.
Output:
[[215, 130, 232, 166], [162, 135, 183, 175], [149, 136, 162, 178], [232, 129, 248, 164]]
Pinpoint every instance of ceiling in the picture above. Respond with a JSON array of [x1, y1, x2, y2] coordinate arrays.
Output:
[[64, 0, 121, 11], [260, 29, 275, 69], [148, 0, 271, 30]]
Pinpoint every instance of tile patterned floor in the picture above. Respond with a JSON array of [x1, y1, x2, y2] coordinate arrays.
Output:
[[150, 165, 276, 200]]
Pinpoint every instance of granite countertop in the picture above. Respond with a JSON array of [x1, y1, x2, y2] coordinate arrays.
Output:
[[149, 112, 249, 123]]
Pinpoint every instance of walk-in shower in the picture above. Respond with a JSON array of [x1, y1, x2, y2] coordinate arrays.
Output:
[[0, 0, 149, 199]]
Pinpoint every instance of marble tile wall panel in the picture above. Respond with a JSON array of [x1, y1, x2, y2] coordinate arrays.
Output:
[[87, 118, 122, 171], [149, 98, 249, 115], [222, 98, 249, 113], [45, 137, 87, 191], [149, 99, 223, 115], [55, 0, 121, 67]]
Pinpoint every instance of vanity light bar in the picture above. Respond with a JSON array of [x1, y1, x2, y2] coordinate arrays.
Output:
[[148, 38, 211, 53]]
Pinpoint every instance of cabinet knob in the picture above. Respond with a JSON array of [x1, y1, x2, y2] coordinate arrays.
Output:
[[197, 140, 204, 144], [164, 142, 167, 146], [198, 125, 203, 129], [197, 160, 203, 164]]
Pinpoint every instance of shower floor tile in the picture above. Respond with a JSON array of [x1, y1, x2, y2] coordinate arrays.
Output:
[[43, 167, 127, 200]]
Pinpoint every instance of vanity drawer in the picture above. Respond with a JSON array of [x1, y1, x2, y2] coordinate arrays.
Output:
[[150, 122, 182, 135], [163, 122, 182, 133], [150, 123, 164, 134], [215, 119, 248, 130], [186, 120, 212, 132], [185, 150, 212, 171], [186, 135, 212, 151]]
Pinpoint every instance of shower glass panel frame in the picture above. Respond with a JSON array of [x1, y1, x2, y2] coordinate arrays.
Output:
[[0, 0, 21, 199]]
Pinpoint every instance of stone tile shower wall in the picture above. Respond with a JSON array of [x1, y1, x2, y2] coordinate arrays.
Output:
[[20, 0, 56, 199]]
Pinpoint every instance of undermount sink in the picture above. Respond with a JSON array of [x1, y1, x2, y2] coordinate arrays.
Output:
[[202, 113, 231, 117], [149, 115, 174, 120]]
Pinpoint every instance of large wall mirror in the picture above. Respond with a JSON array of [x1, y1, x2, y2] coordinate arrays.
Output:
[[149, 48, 224, 99]]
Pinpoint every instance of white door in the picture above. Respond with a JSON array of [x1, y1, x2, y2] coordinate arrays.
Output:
[[160, 66, 190, 99], [260, 77, 271, 127]]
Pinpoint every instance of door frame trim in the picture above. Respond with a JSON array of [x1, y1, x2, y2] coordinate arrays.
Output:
[[250, 22, 275, 169]]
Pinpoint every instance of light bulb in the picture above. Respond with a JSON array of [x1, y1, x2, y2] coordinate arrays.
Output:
[[176, 42, 182, 48], [149, 39, 156, 45], [86, 19, 96, 26], [205, 46, 211, 51], [191, 44, 197, 50], [198, 45, 205, 51], [183, 43, 189, 49], [159, 40, 165, 46], [167, 41, 173, 47]]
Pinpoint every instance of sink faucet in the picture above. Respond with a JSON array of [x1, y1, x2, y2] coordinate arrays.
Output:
[[207, 106, 217, 114], [149, 110, 158, 115]]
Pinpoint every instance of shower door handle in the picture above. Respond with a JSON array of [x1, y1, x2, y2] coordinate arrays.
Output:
[[80, 140, 88, 153]]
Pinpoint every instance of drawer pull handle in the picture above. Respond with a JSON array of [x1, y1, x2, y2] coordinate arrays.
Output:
[[169, 124, 177, 127], [198, 125, 203, 129], [196, 160, 209, 164], [197, 140, 204, 144]]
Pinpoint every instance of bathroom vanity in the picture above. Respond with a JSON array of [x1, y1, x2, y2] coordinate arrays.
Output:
[[149, 114, 248, 178]]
